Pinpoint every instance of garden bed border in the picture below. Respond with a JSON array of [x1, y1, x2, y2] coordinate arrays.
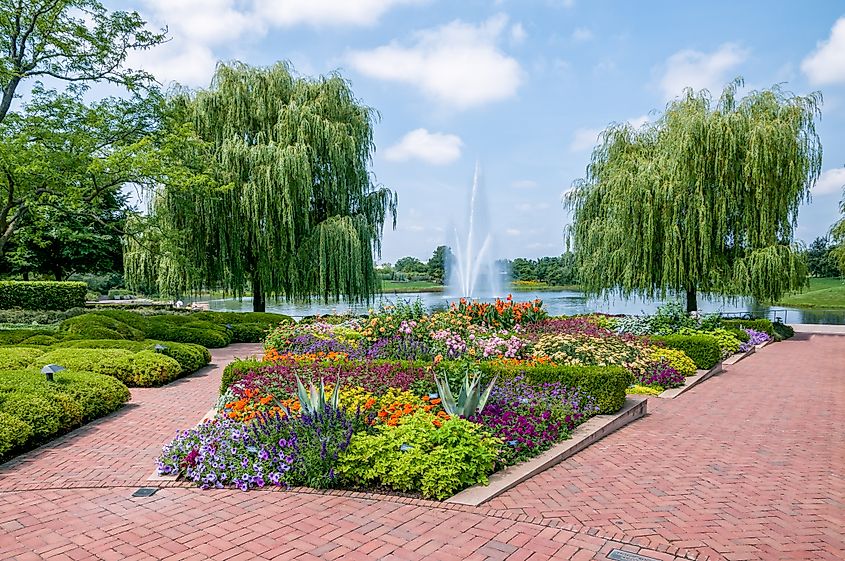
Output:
[[446, 396, 647, 507], [657, 361, 723, 399]]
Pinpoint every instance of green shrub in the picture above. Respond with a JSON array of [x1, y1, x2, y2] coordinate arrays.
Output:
[[726, 328, 750, 342], [0, 329, 59, 345], [53, 339, 210, 375], [0, 392, 65, 440], [0, 281, 87, 310], [20, 334, 62, 345], [0, 411, 32, 457], [627, 384, 662, 395], [107, 289, 135, 299], [30, 348, 181, 386], [228, 323, 266, 343], [678, 328, 741, 358], [0, 308, 86, 325], [220, 358, 265, 394], [0, 348, 45, 369], [772, 322, 794, 341], [650, 334, 721, 369], [720, 318, 775, 337], [336, 411, 500, 500], [477, 362, 631, 414], [646, 347, 697, 377], [61, 314, 143, 341]]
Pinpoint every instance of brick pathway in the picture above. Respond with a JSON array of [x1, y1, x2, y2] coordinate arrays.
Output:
[[1, 336, 843, 560]]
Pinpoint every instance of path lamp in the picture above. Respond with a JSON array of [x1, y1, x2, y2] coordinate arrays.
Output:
[[40, 364, 65, 382], [154, 344, 168, 353]]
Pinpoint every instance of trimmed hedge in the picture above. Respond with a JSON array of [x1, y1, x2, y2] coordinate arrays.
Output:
[[0, 370, 130, 459], [61, 313, 144, 341], [726, 328, 750, 342], [478, 362, 632, 414], [650, 334, 721, 370], [30, 348, 182, 386], [0, 281, 87, 310], [0, 329, 63, 346], [221, 358, 265, 394], [228, 323, 267, 343], [52, 339, 210, 375], [772, 322, 794, 341], [720, 318, 774, 337], [0, 347, 45, 369]]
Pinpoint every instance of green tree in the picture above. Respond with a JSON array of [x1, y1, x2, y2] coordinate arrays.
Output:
[[125, 62, 396, 311], [567, 79, 821, 311], [394, 256, 428, 274], [0, 0, 165, 126], [0, 84, 163, 258], [426, 245, 452, 284], [806, 237, 840, 278], [833, 188, 845, 274]]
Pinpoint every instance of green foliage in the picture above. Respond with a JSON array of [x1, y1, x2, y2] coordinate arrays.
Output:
[[477, 362, 631, 414], [649, 334, 721, 369], [433, 370, 496, 417], [220, 359, 264, 394], [0, 281, 87, 310], [0, 307, 86, 325], [679, 328, 740, 358], [504, 253, 579, 285], [31, 348, 181, 386], [336, 411, 500, 499], [0, 329, 60, 345], [292, 375, 341, 416], [567, 79, 821, 311], [0, 411, 32, 457], [52, 339, 209, 374], [0, 392, 64, 440], [124, 62, 396, 311], [806, 237, 842, 278], [727, 328, 751, 343], [426, 246, 452, 284], [772, 322, 795, 341], [0, 347, 45, 369], [227, 323, 266, 343], [61, 313, 144, 340], [646, 347, 696, 377], [719, 318, 775, 337], [627, 384, 662, 395]]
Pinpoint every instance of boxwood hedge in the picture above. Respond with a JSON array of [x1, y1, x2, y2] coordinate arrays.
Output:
[[719, 318, 774, 337], [0, 347, 45, 369], [52, 340, 210, 375], [0, 281, 87, 310], [30, 348, 182, 387], [0, 370, 130, 459], [649, 334, 721, 369]]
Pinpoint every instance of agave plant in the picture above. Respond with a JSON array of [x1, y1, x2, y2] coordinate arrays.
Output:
[[433, 371, 496, 417], [287, 374, 341, 416]]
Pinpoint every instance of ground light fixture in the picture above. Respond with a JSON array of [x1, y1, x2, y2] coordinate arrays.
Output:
[[154, 344, 168, 353], [40, 364, 65, 382]]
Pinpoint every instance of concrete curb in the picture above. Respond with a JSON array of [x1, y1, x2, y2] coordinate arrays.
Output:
[[446, 396, 648, 507], [723, 347, 755, 366], [658, 362, 723, 399]]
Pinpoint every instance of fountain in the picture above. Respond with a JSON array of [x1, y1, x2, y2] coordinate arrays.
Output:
[[447, 163, 504, 298]]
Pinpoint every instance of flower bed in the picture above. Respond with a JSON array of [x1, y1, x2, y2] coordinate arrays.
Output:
[[158, 298, 779, 498]]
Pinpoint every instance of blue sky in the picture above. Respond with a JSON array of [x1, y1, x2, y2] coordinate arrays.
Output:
[[110, 0, 845, 263]]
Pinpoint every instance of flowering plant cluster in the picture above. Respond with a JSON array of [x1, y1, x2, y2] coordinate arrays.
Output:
[[739, 328, 771, 352], [631, 359, 684, 389], [451, 295, 546, 328]]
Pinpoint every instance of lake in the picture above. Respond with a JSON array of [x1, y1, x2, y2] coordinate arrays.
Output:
[[205, 289, 845, 324]]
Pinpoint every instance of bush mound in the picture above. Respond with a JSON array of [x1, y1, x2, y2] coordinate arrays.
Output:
[[61, 313, 144, 341], [31, 348, 182, 386], [0, 281, 87, 310], [650, 334, 721, 369], [0, 347, 45, 369], [53, 339, 210, 374], [720, 318, 774, 337], [0, 370, 130, 459]]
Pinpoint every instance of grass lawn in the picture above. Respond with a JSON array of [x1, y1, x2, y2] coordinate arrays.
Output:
[[381, 280, 444, 293], [775, 277, 845, 309]]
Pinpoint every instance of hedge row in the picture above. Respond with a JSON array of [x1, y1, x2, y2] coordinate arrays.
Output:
[[0, 370, 130, 459], [31, 349, 182, 387], [52, 340, 210, 375], [0, 281, 87, 310], [649, 334, 721, 370], [720, 318, 774, 337], [220, 358, 632, 415]]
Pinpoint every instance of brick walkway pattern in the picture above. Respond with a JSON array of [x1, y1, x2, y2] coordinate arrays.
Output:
[[0, 336, 843, 561]]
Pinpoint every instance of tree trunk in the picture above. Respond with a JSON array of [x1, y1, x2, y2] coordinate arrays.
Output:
[[686, 287, 698, 313], [252, 272, 266, 313], [54, 268, 63, 281], [22, 271, 29, 281]]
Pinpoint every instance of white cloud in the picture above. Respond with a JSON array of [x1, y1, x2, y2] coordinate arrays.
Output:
[[505, 228, 522, 236], [510, 22, 527, 44], [659, 43, 748, 100], [140, 0, 257, 44], [802, 17, 845, 85], [569, 127, 602, 152], [814, 168, 845, 196], [572, 27, 593, 42], [347, 14, 523, 108], [628, 114, 650, 128], [384, 128, 463, 165], [127, 40, 218, 87], [254, 0, 425, 27], [512, 179, 537, 189]]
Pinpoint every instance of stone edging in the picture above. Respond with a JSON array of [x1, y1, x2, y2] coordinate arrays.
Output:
[[446, 396, 648, 506], [722, 346, 755, 366], [658, 362, 723, 399]]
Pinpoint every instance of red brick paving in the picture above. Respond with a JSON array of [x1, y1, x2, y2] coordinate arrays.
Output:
[[1, 336, 843, 560]]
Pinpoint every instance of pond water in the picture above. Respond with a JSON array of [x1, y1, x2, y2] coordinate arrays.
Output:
[[205, 289, 845, 325]]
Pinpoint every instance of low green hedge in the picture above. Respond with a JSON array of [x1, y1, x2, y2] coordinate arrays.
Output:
[[650, 334, 721, 369], [726, 328, 750, 343], [720, 318, 774, 337], [52, 340, 210, 375], [227, 323, 267, 343], [478, 362, 631, 414], [0, 347, 45, 369], [0, 329, 63, 345], [0, 281, 87, 310], [61, 313, 144, 341], [772, 322, 794, 341], [221, 358, 265, 394], [30, 348, 182, 386], [0, 370, 130, 459]]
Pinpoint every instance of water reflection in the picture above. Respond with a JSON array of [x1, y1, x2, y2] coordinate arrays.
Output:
[[205, 290, 845, 325]]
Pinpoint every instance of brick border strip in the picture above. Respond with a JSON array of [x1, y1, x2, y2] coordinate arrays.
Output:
[[446, 396, 648, 506]]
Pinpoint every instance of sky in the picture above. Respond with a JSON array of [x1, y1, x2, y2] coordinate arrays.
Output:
[[104, 0, 845, 264]]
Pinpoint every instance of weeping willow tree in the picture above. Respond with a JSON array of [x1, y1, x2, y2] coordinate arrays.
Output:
[[832, 185, 845, 272], [125, 62, 396, 311], [566, 79, 822, 312]]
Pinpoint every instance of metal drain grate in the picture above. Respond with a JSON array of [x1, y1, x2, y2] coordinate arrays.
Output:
[[607, 550, 661, 561], [132, 487, 158, 497]]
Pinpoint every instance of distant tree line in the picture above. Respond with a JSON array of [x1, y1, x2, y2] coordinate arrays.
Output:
[[805, 237, 843, 278]]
